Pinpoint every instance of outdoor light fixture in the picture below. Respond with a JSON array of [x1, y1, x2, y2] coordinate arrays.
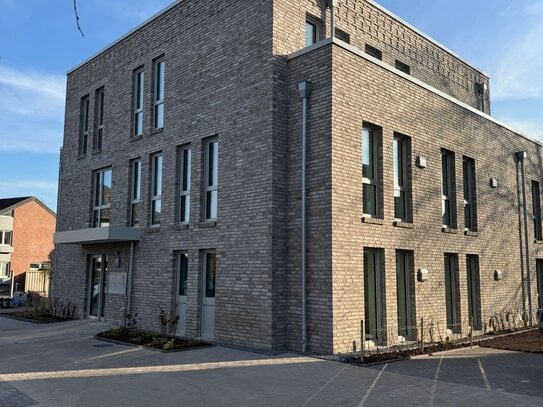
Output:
[[489, 178, 498, 188], [417, 268, 429, 282], [416, 156, 427, 168], [494, 270, 503, 281]]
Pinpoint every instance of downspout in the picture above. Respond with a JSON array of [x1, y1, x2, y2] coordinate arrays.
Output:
[[127, 241, 135, 314], [328, 0, 337, 39], [515, 157, 527, 325], [517, 151, 533, 325], [297, 80, 313, 353]]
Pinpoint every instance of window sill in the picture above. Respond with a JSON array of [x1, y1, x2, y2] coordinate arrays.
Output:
[[144, 226, 161, 233], [77, 154, 87, 160], [535, 240, 543, 244], [442, 227, 458, 234], [200, 221, 217, 229], [361, 216, 384, 225], [151, 127, 164, 136], [173, 224, 190, 231], [130, 135, 143, 142], [92, 148, 102, 155], [464, 230, 479, 237], [393, 221, 414, 229]]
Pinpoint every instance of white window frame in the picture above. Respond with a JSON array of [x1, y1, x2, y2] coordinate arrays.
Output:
[[133, 69, 144, 137], [0, 262, 10, 279], [153, 59, 165, 129], [393, 134, 409, 222], [150, 153, 163, 226], [92, 168, 112, 228], [79, 95, 90, 156], [362, 125, 380, 218], [305, 16, 320, 47], [130, 159, 142, 227], [94, 88, 105, 151], [1, 231, 12, 245], [178, 146, 191, 224], [204, 139, 219, 221]]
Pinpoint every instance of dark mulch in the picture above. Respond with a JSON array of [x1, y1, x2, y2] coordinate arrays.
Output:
[[97, 328, 210, 352], [480, 329, 543, 353]]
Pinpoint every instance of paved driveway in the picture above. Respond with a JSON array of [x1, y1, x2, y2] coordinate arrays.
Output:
[[0, 316, 542, 407]]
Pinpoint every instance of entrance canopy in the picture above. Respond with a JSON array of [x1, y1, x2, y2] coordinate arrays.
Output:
[[54, 227, 140, 245]]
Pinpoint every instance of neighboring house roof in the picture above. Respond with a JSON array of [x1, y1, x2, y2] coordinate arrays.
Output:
[[0, 197, 56, 217]]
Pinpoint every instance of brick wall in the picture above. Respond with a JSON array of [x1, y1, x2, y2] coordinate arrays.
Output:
[[11, 201, 55, 276]]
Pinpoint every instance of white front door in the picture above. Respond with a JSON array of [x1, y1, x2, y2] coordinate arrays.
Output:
[[201, 252, 216, 340], [175, 253, 188, 337]]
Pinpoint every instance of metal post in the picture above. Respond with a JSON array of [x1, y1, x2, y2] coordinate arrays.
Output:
[[469, 315, 474, 347], [297, 81, 313, 353], [420, 317, 424, 353], [361, 319, 365, 362]]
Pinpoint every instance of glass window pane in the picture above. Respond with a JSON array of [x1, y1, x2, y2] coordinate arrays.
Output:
[[181, 196, 190, 223], [179, 253, 188, 296], [152, 199, 161, 225], [395, 191, 406, 220], [207, 191, 217, 219], [363, 184, 376, 216], [131, 203, 140, 227], [102, 170, 112, 205], [100, 207, 110, 227], [182, 150, 191, 192], [155, 103, 164, 128], [305, 22, 316, 46], [154, 156, 163, 196], [362, 128, 373, 179], [205, 253, 216, 298]]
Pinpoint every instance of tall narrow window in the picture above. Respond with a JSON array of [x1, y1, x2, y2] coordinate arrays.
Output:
[[441, 149, 456, 228], [463, 157, 477, 231], [93, 88, 105, 151], [177, 146, 191, 224], [532, 181, 542, 241], [393, 134, 410, 222], [364, 248, 385, 341], [362, 124, 382, 218], [396, 250, 415, 340], [444, 253, 460, 333], [133, 69, 144, 137], [150, 153, 163, 226], [154, 59, 165, 129], [305, 17, 320, 46], [130, 159, 141, 227], [92, 168, 112, 227], [79, 95, 90, 156], [466, 255, 482, 331], [205, 139, 219, 220], [1, 231, 12, 245], [0, 262, 10, 279]]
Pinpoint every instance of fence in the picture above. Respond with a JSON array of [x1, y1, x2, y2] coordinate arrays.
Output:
[[25, 269, 51, 297]]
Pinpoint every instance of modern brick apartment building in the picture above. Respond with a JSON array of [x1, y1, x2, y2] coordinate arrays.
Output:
[[54, 0, 543, 354], [0, 197, 55, 292]]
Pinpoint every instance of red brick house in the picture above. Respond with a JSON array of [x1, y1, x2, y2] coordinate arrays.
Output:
[[0, 197, 56, 291]]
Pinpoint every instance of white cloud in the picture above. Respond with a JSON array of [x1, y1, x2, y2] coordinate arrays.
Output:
[[0, 180, 58, 212], [492, 8, 543, 100], [0, 65, 65, 153]]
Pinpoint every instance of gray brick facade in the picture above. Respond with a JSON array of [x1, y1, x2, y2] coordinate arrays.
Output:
[[55, 0, 543, 354]]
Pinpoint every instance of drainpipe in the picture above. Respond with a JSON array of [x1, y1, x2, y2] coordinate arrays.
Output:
[[328, 0, 337, 39], [126, 241, 135, 314], [297, 80, 313, 353], [516, 151, 533, 325], [515, 157, 528, 324]]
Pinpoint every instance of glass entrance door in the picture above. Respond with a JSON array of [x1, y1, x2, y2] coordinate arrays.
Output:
[[89, 255, 107, 318], [200, 252, 216, 340]]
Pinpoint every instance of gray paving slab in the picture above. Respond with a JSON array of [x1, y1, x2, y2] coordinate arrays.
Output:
[[1, 317, 543, 406]]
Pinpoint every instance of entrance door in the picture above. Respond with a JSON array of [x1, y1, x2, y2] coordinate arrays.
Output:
[[396, 250, 414, 340], [537, 260, 543, 309], [444, 253, 460, 333], [89, 255, 107, 318], [466, 255, 482, 330], [175, 252, 188, 337], [200, 251, 216, 340]]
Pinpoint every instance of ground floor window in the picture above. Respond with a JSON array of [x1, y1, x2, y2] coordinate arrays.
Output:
[[444, 253, 460, 333], [466, 255, 482, 331], [364, 248, 385, 341], [396, 250, 415, 340], [88, 255, 107, 318]]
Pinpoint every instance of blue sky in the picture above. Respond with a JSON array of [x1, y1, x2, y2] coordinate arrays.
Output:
[[0, 0, 542, 212]]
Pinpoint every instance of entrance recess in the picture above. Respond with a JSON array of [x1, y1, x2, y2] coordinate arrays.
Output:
[[200, 251, 216, 340]]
